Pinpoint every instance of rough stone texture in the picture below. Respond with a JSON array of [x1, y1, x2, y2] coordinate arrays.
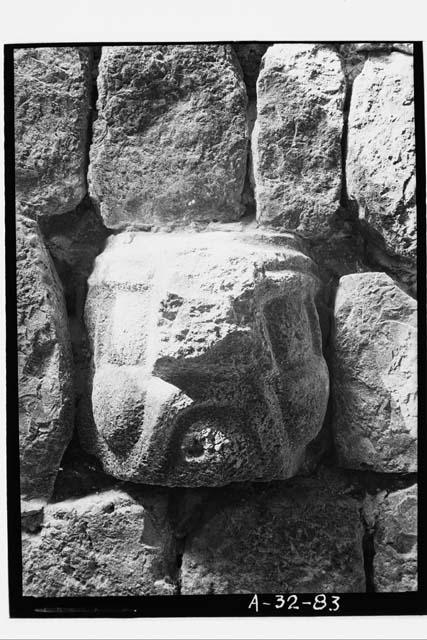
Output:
[[89, 45, 248, 230], [13, 43, 419, 598], [252, 44, 345, 234], [22, 488, 176, 596], [181, 478, 366, 593], [16, 215, 74, 505], [347, 53, 416, 259], [332, 272, 417, 472], [14, 47, 92, 220], [232, 43, 269, 98], [78, 231, 329, 486], [371, 485, 417, 592]]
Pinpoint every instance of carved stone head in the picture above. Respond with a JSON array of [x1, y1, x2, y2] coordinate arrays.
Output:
[[78, 231, 329, 486]]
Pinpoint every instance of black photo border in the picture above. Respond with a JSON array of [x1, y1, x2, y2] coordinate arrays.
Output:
[[4, 40, 427, 618]]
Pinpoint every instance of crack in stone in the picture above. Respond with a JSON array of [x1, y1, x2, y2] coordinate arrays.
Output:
[[84, 46, 101, 197], [334, 44, 365, 211], [361, 508, 376, 593]]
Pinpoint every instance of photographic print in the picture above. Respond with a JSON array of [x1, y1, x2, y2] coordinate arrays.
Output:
[[5, 41, 425, 617]]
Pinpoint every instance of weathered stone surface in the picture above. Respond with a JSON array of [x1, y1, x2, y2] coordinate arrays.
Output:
[[252, 44, 345, 234], [78, 231, 329, 486], [332, 273, 417, 472], [22, 488, 176, 596], [14, 47, 92, 219], [14, 40, 418, 599], [16, 215, 74, 504], [371, 485, 417, 592], [347, 53, 416, 258], [89, 45, 248, 230], [181, 478, 366, 593], [232, 43, 269, 98]]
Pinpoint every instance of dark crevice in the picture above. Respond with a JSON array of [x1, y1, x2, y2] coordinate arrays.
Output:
[[232, 44, 267, 224], [334, 44, 366, 210], [232, 43, 269, 100], [357, 220, 417, 298], [173, 542, 184, 596], [361, 509, 376, 592], [166, 488, 209, 595], [39, 198, 111, 430], [52, 431, 118, 502], [316, 277, 340, 468], [338, 469, 417, 497], [84, 46, 101, 195], [339, 79, 352, 207], [240, 99, 257, 222]]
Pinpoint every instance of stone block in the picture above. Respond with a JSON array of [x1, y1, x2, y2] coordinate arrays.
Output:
[[16, 215, 74, 505], [78, 231, 329, 486], [181, 479, 366, 593], [252, 44, 345, 234], [14, 47, 92, 219], [89, 45, 248, 229], [372, 485, 417, 592], [332, 273, 417, 472], [22, 488, 176, 596], [347, 53, 416, 258]]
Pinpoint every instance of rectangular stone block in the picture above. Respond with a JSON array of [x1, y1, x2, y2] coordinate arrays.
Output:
[[370, 485, 417, 592], [14, 47, 92, 219], [252, 44, 345, 235], [181, 479, 366, 593], [16, 215, 74, 506], [22, 488, 176, 596], [347, 52, 416, 258], [332, 272, 417, 472], [88, 45, 248, 229]]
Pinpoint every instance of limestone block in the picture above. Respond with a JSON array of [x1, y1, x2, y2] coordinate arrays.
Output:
[[332, 272, 417, 472], [14, 47, 92, 219], [78, 231, 329, 486], [16, 216, 74, 505], [372, 485, 417, 592], [181, 479, 366, 593], [88, 45, 248, 229], [252, 44, 345, 234], [347, 53, 416, 258], [22, 488, 176, 596]]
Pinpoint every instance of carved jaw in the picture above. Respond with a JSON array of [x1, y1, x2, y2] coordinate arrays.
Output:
[[88, 366, 287, 486]]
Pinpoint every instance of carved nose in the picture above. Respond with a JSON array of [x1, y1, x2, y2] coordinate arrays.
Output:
[[92, 365, 193, 457], [152, 356, 212, 398], [153, 331, 257, 400]]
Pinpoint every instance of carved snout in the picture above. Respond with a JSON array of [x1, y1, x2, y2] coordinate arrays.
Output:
[[91, 365, 193, 457]]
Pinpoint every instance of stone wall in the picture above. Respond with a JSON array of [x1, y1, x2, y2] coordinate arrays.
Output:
[[14, 43, 417, 595]]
